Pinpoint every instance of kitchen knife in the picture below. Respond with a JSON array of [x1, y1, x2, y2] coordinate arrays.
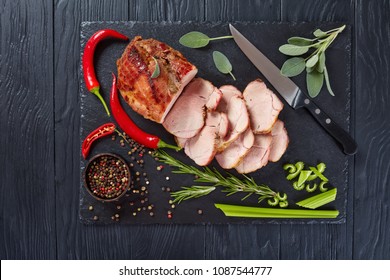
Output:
[[229, 24, 357, 155]]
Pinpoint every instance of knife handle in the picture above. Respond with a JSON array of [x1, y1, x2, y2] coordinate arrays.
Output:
[[302, 98, 357, 155]]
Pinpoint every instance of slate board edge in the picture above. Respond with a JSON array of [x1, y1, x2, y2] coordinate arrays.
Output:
[[78, 21, 351, 225]]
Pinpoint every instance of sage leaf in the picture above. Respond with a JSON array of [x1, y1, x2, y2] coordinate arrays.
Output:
[[213, 51, 236, 80], [279, 25, 345, 98], [279, 44, 309, 56], [313, 29, 328, 38], [306, 54, 319, 68], [316, 52, 326, 73], [323, 66, 335, 96], [280, 57, 305, 77], [151, 57, 160, 78], [179, 31, 233, 48], [306, 70, 324, 98], [288, 36, 314, 46], [179, 31, 211, 48], [306, 66, 314, 73]]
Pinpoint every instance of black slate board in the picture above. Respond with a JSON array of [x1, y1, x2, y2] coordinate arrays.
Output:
[[79, 22, 352, 224]]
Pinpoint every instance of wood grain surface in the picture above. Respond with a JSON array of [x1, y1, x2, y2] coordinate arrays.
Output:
[[0, 0, 56, 259], [1, 0, 389, 260]]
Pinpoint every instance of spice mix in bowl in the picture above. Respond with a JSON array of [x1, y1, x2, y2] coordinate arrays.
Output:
[[84, 153, 131, 202]]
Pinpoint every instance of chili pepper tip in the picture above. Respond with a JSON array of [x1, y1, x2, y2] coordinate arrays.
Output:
[[90, 87, 111, 116]]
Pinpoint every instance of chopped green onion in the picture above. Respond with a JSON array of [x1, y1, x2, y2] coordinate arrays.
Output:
[[297, 170, 312, 186], [285, 161, 304, 180], [306, 183, 317, 192], [215, 203, 339, 218], [293, 181, 305, 190], [319, 181, 329, 192], [296, 188, 337, 209], [309, 166, 329, 182]]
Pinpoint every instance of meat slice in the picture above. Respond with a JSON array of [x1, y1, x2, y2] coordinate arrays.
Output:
[[235, 134, 273, 174], [117, 36, 198, 123], [182, 111, 228, 166], [174, 136, 188, 149], [268, 120, 289, 162], [163, 78, 222, 139], [215, 127, 254, 169], [217, 85, 250, 150], [243, 79, 284, 134]]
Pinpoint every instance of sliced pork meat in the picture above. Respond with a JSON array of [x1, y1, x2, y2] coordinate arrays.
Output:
[[175, 136, 188, 149], [215, 127, 254, 169], [235, 133, 272, 174], [243, 79, 284, 134], [117, 36, 197, 123], [217, 85, 250, 151], [163, 78, 222, 139], [269, 120, 289, 162], [182, 111, 228, 166]]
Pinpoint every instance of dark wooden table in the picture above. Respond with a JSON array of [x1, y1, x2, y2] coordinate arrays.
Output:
[[1, 0, 389, 260]]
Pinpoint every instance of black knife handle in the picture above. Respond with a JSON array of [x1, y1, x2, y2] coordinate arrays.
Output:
[[302, 98, 357, 155]]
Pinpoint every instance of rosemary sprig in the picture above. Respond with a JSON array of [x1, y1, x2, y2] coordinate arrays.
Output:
[[154, 150, 287, 206], [170, 186, 216, 204]]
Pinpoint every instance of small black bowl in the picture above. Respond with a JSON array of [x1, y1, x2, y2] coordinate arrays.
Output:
[[83, 153, 131, 202]]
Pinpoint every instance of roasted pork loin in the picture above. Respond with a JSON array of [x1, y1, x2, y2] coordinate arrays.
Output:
[[116, 36, 197, 123], [243, 79, 284, 134], [163, 78, 222, 139], [235, 134, 272, 174], [117, 36, 288, 171], [268, 120, 289, 162], [215, 127, 254, 169], [216, 85, 250, 151], [181, 111, 229, 166]]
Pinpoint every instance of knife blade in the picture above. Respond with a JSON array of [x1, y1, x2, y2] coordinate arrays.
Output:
[[229, 24, 357, 155]]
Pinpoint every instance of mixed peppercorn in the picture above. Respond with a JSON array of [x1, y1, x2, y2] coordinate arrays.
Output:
[[86, 154, 130, 200]]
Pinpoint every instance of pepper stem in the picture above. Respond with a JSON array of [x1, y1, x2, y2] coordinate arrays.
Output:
[[157, 140, 182, 151], [90, 87, 110, 116]]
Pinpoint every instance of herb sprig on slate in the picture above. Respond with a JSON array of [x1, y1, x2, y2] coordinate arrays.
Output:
[[213, 51, 236, 80], [154, 150, 287, 207], [279, 25, 345, 98], [179, 31, 236, 80], [179, 31, 233, 48]]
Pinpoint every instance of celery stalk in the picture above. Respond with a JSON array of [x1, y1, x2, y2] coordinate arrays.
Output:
[[215, 203, 339, 218], [296, 188, 337, 209]]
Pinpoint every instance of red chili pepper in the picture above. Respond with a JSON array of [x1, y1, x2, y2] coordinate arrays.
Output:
[[110, 73, 180, 151], [82, 29, 128, 116], [82, 123, 116, 159]]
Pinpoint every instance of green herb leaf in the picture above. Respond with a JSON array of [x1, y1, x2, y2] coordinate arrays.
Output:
[[213, 51, 236, 80], [154, 150, 283, 205], [313, 29, 328, 38], [151, 57, 160, 78], [316, 52, 326, 73], [179, 31, 210, 48], [306, 70, 324, 98], [306, 66, 314, 73], [306, 54, 319, 68], [279, 44, 309, 56], [287, 36, 314, 46], [323, 66, 335, 96], [215, 203, 339, 218], [179, 31, 233, 48], [279, 25, 345, 98], [171, 186, 216, 204], [280, 57, 306, 77]]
